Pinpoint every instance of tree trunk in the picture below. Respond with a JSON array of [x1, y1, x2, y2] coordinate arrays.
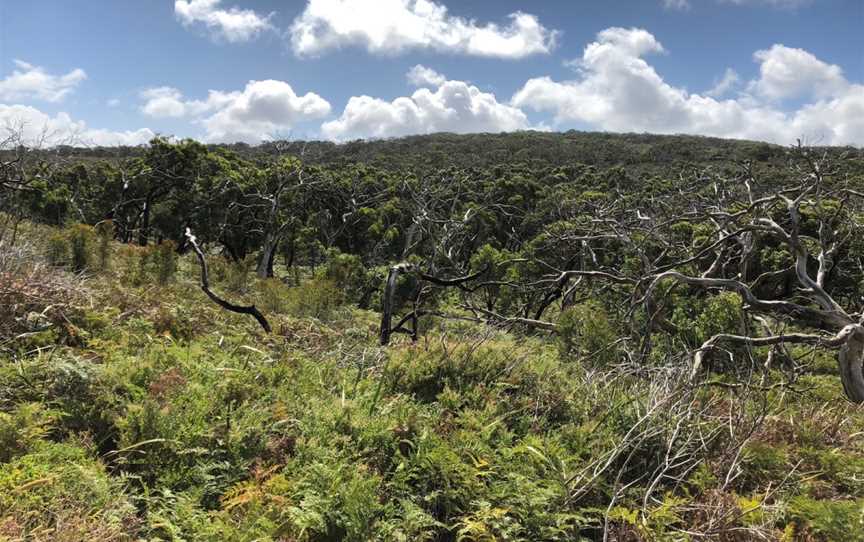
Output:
[[838, 327, 864, 403], [138, 198, 151, 246], [256, 233, 278, 278], [185, 228, 271, 333], [379, 266, 400, 345], [380, 264, 412, 345]]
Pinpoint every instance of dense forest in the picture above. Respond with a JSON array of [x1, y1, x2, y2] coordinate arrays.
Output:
[[3, 130, 864, 541]]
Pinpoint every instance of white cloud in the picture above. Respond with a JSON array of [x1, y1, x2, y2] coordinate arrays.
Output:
[[720, 0, 812, 8], [707, 68, 740, 97], [140, 87, 188, 118], [752, 44, 847, 100], [289, 0, 557, 59], [202, 81, 331, 142], [141, 80, 331, 143], [511, 27, 863, 146], [107, 98, 121, 108], [322, 73, 529, 140], [407, 65, 447, 87], [175, 0, 274, 42], [663, 0, 691, 10], [0, 60, 87, 103], [787, 90, 864, 146], [0, 104, 154, 147]]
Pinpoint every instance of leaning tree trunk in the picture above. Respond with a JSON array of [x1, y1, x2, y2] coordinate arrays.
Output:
[[185, 228, 271, 333], [379, 263, 414, 346], [379, 263, 488, 346], [256, 233, 278, 279], [838, 326, 864, 403]]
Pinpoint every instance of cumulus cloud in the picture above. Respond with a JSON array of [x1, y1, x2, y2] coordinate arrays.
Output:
[[0, 104, 154, 147], [140, 80, 331, 143], [140, 87, 188, 118], [407, 65, 447, 87], [511, 27, 863, 146], [0, 60, 87, 103], [289, 0, 557, 59], [322, 70, 529, 140], [175, 0, 274, 42], [202, 81, 332, 142], [751, 44, 848, 100], [707, 68, 740, 97]]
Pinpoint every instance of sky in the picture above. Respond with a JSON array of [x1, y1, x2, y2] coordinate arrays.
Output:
[[0, 0, 861, 146]]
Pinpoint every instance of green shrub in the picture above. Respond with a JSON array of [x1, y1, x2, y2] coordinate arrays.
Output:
[[785, 496, 864, 541], [153, 240, 177, 284], [694, 291, 743, 345], [738, 441, 790, 491], [286, 278, 343, 321], [223, 256, 255, 293], [324, 249, 368, 292], [68, 224, 96, 272], [0, 442, 138, 540], [95, 220, 115, 271], [255, 277, 290, 313], [0, 403, 56, 462], [557, 301, 619, 365], [153, 305, 198, 342], [46, 232, 67, 266]]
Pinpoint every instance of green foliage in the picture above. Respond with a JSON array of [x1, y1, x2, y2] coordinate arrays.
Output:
[[254, 276, 344, 320], [694, 292, 743, 345], [217, 255, 255, 293], [4, 134, 864, 541], [0, 442, 138, 541], [45, 232, 67, 266], [153, 240, 177, 284], [95, 219, 114, 271], [785, 496, 864, 541], [287, 278, 344, 320], [44, 224, 97, 271], [68, 224, 96, 272], [0, 403, 56, 462], [557, 302, 619, 365]]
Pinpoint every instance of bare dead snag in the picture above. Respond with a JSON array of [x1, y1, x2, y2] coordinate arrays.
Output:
[[693, 325, 860, 375], [185, 228, 272, 333], [465, 303, 558, 331], [379, 263, 487, 346], [380, 263, 417, 345]]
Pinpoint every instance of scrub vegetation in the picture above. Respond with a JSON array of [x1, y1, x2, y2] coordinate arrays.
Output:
[[2, 130, 864, 540]]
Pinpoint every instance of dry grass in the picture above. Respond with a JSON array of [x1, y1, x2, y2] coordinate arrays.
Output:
[[0, 241, 89, 345]]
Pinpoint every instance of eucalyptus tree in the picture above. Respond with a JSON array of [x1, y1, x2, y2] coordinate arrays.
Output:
[[460, 144, 864, 402]]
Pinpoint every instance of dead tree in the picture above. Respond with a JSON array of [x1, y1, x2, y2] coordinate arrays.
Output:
[[185, 228, 271, 333], [379, 263, 486, 345], [461, 144, 864, 402]]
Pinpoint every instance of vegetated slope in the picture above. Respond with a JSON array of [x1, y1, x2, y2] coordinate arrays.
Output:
[[42, 129, 842, 170], [2, 132, 864, 541]]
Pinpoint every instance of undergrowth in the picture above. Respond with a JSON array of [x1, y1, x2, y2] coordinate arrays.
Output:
[[1, 223, 864, 541]]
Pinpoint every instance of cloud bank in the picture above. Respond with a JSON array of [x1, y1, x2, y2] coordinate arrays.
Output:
[[322, 66, 530, 140], [289, 0, 557, 59], [140, 80, 332, 143], [511, 28, 862, 146]]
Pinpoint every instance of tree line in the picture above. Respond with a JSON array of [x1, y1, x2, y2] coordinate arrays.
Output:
[[3, 131, 864, 401]]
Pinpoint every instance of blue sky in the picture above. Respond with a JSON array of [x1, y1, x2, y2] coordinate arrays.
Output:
[[0, 0, 861, 146]]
